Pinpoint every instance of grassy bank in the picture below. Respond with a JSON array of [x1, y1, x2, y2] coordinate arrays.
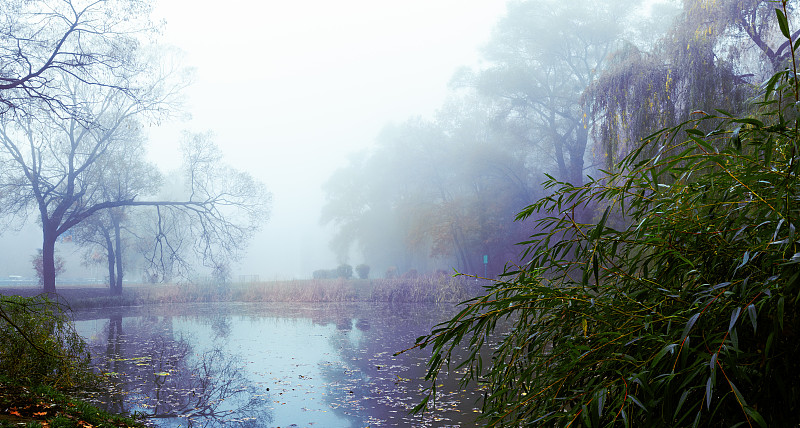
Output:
[[0, 377, 145, 428], [0, 275, 489, 310], [0, 294, 146, 427]]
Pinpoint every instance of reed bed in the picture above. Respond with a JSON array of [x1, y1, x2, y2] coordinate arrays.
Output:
[[369, 274, 486, 303], [3, 275, 490, 309]]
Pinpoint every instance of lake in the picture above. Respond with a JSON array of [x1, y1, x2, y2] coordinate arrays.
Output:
[[73, 302, 483, 427]]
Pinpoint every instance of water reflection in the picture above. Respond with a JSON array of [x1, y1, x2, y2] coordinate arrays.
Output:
[[79, 313, 271, 427], [74, 302, 482, 427]]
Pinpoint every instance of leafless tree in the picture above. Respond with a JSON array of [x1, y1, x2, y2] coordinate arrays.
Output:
[[135, 132, 271, 285], [0, 0, 159, 119], [72, 126, 161, 295], [0, 75, 269, 294]]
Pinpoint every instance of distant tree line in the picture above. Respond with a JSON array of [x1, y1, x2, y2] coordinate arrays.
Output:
[[322, 0, 793, 278]]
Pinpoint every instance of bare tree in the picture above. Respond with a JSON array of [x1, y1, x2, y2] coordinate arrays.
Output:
[[0, 0, 158, 119], [72, 126, 161, 295], [136, 132, 271, 284], [0, 73, 269, 294]]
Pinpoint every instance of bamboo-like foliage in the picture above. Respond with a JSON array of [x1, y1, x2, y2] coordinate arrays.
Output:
[[413, 8, 800, 426]]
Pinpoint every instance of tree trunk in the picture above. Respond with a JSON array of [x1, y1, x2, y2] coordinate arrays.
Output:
[[569, 116, 589, 186], [104, 230, 117, 295], [113, 217, 124, 295], [42, 225, 58, 294]]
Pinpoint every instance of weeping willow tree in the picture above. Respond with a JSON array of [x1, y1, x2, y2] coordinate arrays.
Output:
[[413, 2, 800, 426], [589, 0, 793, 169]]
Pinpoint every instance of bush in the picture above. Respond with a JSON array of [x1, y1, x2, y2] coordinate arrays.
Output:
[[355, 263, 370, 279], [0, 295, 93, 387], [415, 44, 800, 427], [336, 264, 353, 279], [312, 269, 332, 279]]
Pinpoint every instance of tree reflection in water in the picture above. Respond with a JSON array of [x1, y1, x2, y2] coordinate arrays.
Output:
[[85, 315, 271, 427]]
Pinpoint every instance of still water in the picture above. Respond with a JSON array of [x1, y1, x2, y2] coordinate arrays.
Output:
[[73, 302, 482, 427]]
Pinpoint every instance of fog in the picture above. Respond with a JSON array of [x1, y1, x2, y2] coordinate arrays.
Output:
[[142, 0, 509, 279], [0, 0, 508, 280], [2, 0, 790, 425], [0, 0, 757, 283]]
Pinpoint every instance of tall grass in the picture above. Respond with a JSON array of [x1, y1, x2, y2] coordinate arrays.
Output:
[[53, 275, 488, 309], [370, 274, 486, 303]]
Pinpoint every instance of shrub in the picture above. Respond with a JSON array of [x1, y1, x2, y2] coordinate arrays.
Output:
[[355, 263, 370, 279], [414, 31, 800, 427], [312, 269, 331, 279], [336, 264, 353, 279], [0, 295, 93, 387]]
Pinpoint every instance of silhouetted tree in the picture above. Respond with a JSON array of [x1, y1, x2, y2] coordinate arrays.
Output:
[[0, 0, 159, 119]]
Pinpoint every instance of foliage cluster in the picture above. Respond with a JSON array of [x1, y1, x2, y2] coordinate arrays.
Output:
[[337, 264, 354, 279], [356, 263, 370, 279], [312, 264, 354, 280], [416, 36, 800, 426], [0, 296, 93, 388], [31, 250, 66, 286]]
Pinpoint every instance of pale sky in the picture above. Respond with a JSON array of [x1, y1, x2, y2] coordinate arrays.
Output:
[[145, 0, 511, 279]]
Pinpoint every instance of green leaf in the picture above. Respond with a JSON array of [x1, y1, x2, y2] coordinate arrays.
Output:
[[732, 117, 765, 127], [682, 313, 700, 342], [778, 296, 785, 331], [730, 327, 739, 351], [744, 406, 769, 428], [674, 389, 690, 421], [776, 8, 791, 39], [747, 304, 757, 333], [731, 126, 742, 151], [596, 388, 606, 418], [729, 307, 741, 332], [653, 343, 678, 366], [628, 394, 647, 411], [706, 377, 713, 410], [736, 251, 750, 271], [728, 379, 748, 407]]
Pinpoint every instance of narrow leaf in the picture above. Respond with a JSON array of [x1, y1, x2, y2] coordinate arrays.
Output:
[[628, 395, 647, 411], [682, 313, 700, 341], [744, 406, 769, 428], [597, 389, 606, 418], [747, 304, 757, 333], [776, 8, 791, 39], [675, 389, 690, 420], [706, 377, 713, 409], [728, 379, 748, 407], [729, 307, 741, 332], [736, 251, 750, 271]]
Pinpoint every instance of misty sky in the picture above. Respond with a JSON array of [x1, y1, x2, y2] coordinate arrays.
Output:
[[141, 0, 510, 279]]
